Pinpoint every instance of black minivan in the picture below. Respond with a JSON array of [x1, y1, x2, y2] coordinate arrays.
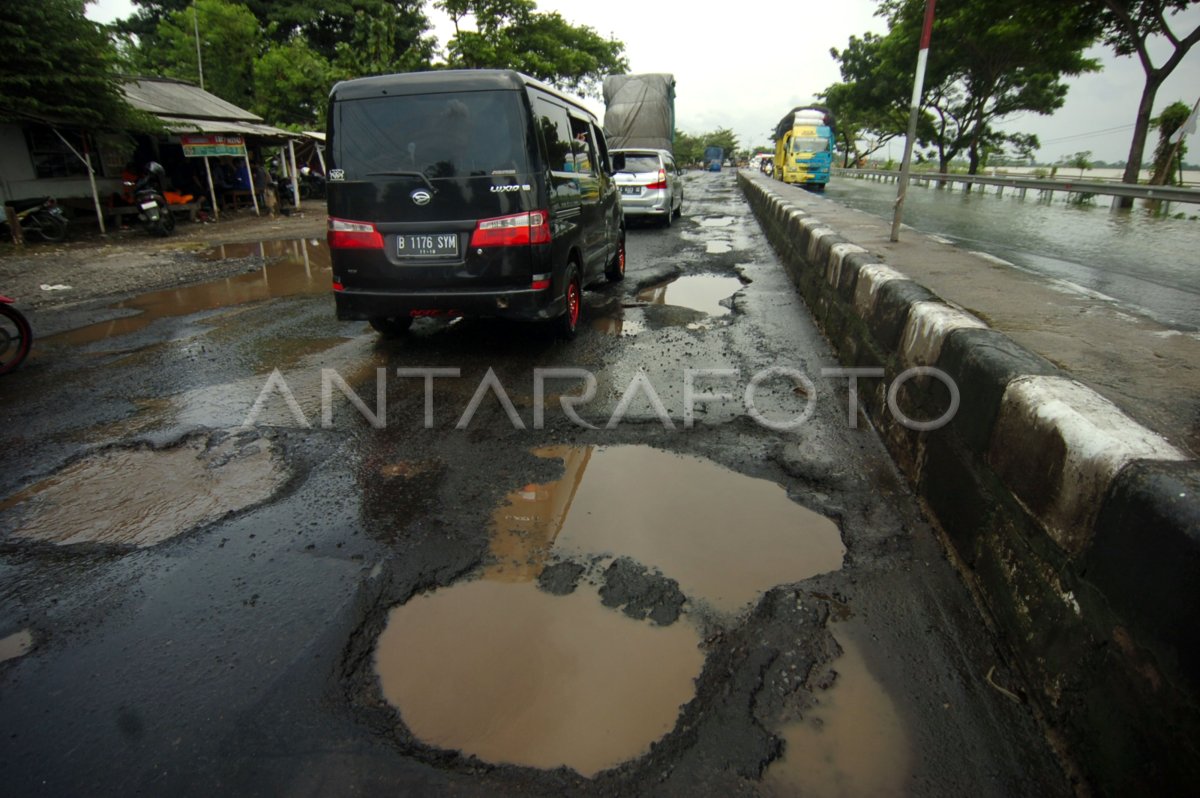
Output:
[[326, 69, 627, 337]]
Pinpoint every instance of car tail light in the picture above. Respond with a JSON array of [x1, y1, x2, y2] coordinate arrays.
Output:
[[470, 210, 551, 247], [332, 281, 344, 292], [646, 169, 668, 190], [531, 273, 551, 291], [328, 217, 383, 249]]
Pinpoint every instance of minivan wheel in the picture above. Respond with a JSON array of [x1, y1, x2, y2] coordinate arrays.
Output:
[[369, 316, 414, 336], [605, 236, 626, 283], [554, 269, 582, 339], [673, 191, 683, 218]]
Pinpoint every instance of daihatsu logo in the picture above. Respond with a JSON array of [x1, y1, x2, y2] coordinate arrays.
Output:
[[411, 189, 432, 206]]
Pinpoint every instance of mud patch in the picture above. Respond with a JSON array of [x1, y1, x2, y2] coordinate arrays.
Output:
[[488, 446, 844, 613], [599, 557, 686, 625], [374, 578, 704, 777], [762, 633, 912, 797], [0, 431, 286, 547], [0, 629, 33, 663], [636, 275, 744, 317]]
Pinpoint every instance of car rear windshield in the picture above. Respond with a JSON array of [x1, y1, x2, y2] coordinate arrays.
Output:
[[332, 90, 531, 179], [616, 154, 662, 173]]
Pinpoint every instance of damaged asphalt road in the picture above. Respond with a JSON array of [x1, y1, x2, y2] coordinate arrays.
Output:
[[0, 172, 1070, 796]]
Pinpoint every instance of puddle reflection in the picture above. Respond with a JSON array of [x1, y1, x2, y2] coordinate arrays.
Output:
[[48, 239, 330, 348], [636, 275, 743, 317], [488, 446, 843, 612]]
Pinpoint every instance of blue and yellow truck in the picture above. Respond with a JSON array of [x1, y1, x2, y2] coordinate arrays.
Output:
[[773, 106, 835, 190]]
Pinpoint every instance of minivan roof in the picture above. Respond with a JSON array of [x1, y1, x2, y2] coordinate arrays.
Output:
[[329, 69, 599, 121]]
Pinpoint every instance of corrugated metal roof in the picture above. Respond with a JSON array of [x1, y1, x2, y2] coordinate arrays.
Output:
[[161, 117, 299, 139], [123, 77, 262, 122], [121, 77, 300, 139]]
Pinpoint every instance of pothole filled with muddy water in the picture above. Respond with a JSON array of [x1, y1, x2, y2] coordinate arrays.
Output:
[[372, 445, 844, 776], [0, 431, 286, 547], [636, 275, 744, 317]]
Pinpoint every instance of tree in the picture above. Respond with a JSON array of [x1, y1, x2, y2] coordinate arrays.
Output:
[[254, 39, 335, 127], [820, 78, 918, 167], [1067, 150, 1093, 176], [838, 0, 1101, 174], [703, 127, 739, 155], [1082, 0, 1200, 198], [0, 0, 155, 130], [122, 1, 436, 73], [131, 0, 262, 110], [1149, 100, 1193, 185], [673, 129, 703, 166], [436, 0, 627, 98]]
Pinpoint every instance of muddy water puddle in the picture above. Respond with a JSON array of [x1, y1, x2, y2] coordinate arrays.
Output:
[[0, 629, 34, 663], [487, 445, 843, 613], [374, 446, 842, 776], [636, 275, 743, 317], [762, 633, 912, 797], [375, 578, 703, 777], [0, 433, 286, 547], [49, 239, 330, 348]]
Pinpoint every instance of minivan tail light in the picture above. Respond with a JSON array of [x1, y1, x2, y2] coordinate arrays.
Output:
[[328, 217, 383, 249], [470, 210, 551, 247], [646, 169, 668, 190]]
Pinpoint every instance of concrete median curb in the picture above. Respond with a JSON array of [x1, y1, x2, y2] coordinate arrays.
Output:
[[739, 172, 1200, 794]]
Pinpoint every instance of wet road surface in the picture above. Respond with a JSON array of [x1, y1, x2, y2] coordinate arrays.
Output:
[[0, 172, 1070, 796]]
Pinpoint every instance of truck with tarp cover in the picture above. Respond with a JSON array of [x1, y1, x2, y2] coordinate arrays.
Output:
[[774, 106, 835, 190], [602, 73, 676, 153]]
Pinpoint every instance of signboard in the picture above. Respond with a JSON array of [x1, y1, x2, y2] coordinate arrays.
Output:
[[182, 134, 247, 158]]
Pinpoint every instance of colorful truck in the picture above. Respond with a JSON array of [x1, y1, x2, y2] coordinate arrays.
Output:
[[773, 106, 835, 190]]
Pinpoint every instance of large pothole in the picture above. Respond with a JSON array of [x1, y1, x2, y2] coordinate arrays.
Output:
[[485, 445, 844, 613], [0, 431, 286, 547], [374, 578, 704, 777]]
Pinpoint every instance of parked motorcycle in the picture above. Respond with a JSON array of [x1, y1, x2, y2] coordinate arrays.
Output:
[[0, 296, 32, 375], [1, 197, 68, 243], [131, 162, 175, 237]]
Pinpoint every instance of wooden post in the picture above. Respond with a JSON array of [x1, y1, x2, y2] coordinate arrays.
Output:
[[5, 205, 24, 245]]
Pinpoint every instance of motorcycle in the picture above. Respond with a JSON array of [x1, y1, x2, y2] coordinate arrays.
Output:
[[130, 162, 175, 237], [1, 197, 68, 243], [0, 296, 32, 375]]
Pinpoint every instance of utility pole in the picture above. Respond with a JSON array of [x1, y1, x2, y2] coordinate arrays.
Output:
[[891, 0, 937, 242], [193, 1, 205, 91]]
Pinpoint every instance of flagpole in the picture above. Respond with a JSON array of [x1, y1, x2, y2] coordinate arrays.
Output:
[[891, 0, 937, 242]]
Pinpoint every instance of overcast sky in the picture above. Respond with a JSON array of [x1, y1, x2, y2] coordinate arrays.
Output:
[[87, 0, 1199, 163]]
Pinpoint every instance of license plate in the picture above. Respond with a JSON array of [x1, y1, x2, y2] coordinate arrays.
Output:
[[397, 233, 458, 257], [140, 200, 158, 210], [620, 186, 640, 196]]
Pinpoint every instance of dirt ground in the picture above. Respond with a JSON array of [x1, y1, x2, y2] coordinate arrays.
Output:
[[0, 201, 328, 312]]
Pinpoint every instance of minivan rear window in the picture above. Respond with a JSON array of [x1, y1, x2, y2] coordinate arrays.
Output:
[[333, 90, 531, 179]]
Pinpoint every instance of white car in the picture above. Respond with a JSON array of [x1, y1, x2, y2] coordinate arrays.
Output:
[[611, 148, 684, 227]]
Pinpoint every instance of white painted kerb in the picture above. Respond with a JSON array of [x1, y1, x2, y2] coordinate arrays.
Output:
[[900, 301, 988, 366], [992, 375, 1188, 552]]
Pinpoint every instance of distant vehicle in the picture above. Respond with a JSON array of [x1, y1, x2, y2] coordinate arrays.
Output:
[[326, 69, 627, 339], [774, 106, 835, 190], [602, 74, 675, 154], [704, 146, 724, 172], [611, 148, 683, 227]]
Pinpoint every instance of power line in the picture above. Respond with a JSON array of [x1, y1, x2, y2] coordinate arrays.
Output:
[[1038, 124, 1135, 145]]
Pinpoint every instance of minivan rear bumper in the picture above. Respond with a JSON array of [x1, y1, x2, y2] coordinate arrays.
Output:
[[334, 285, 564, 322]]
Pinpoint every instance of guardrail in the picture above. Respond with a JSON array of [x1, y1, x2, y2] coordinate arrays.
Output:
[[832, 168, 1200, 205]]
